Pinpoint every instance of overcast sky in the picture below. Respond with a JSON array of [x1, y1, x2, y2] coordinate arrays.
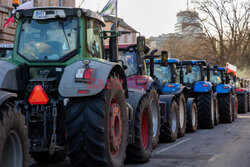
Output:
[[76, 0, 194, 37]]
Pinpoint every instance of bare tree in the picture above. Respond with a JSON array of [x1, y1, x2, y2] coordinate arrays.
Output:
[[192, 0, 249, 68]]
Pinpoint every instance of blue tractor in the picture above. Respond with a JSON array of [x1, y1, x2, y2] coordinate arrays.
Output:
[[209, 66, 237, 123], [176, 60, 215, 129]]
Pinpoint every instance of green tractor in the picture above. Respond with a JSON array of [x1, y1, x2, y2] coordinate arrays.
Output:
[[0, 7, 154, 167]]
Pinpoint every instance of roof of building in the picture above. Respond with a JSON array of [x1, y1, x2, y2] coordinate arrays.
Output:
[[103, 15, 137, 33]]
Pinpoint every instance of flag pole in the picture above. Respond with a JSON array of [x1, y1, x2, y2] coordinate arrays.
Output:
[[115, 0, 118, 31]]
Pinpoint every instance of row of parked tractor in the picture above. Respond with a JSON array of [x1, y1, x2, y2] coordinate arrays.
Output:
[[0, 6, 249, 167]]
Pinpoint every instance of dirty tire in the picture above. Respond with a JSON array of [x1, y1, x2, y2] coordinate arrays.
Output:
[[218, 93, 233, 123], [0, 102, 29, 167], [197, 92, 214, 129], [232, 95, 237, 121], [149, 89, 161, 149], [214, 98, 219, 125], [31, 150, 67, 163], [160, 100, 179, 142], [176, 94, 186, 137], [186, 100, 198, 133], [237, 93, 248, 113], [66, 77, 128, 167], [126, 94, 153, 163]]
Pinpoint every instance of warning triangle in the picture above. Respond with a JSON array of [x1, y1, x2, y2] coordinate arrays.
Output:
[[28, 85, 49, 105]]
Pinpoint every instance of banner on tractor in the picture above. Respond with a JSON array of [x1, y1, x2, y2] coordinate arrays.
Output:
[[99, 0, 117, 16], [226, 62, 237, 76]]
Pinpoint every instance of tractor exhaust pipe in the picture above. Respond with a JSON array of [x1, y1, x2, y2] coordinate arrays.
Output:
[[109, 22, 119, 62]]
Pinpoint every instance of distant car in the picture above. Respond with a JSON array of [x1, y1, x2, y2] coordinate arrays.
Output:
[[0, 43, 13, 58]]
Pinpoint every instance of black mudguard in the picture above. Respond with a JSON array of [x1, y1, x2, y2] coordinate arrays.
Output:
[[159, 94, 176, 124], [126, 89, 147, 144], [0, 90, 17, 106]]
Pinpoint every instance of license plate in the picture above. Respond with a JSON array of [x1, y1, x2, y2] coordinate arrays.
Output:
[[34, 11, 46, 19]]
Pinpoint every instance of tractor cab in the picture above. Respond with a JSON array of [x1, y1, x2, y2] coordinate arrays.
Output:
[[176, 60, 211, 93]]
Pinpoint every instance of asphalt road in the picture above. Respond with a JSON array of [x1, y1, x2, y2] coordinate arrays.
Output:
[[30, 112, 250, 167]]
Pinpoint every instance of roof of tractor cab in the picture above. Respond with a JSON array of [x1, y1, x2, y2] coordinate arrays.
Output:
[[179, 60, 206, 66], [16, 7, 105, 26], [154, 59, 180, 64]]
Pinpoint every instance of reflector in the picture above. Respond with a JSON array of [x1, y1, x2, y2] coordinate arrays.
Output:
[[28, 85, 49, 105]]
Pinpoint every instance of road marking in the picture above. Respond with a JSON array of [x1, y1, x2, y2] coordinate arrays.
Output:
[[153, 138, 191, 155], [208, 154, 224, 162]]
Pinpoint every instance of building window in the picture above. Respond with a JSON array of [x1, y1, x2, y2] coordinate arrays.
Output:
[[58, 0, 64, 6], [21, 0, 32, 3]]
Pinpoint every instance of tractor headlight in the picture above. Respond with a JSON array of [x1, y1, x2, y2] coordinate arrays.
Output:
[[15, 11, 20, 19]]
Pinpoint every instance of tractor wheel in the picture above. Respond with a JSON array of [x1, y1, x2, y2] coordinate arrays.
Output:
[[160, 100, 179, 142], [186, 101, 198, 133], [30, 150, 67, 163], [218, 93, 233, 123], [126, 94, 153, 163], [0, 101, 29, 167], [197, 92, 215, 129], [237, 93, 248, 113], [176, 94, 186, 138], [214, 98, 219, 125], [149, 89, 161, 149], [66, 77, 128, 167], [232, 95, 237, 121]]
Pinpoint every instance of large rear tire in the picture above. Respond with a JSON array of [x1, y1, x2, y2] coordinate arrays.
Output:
[[197, 92, 214, 129], [126, 94, 153, 163], [149, 89, 161, 149], [237, 93, 248, 113], [214, 98, 219, 125], [176, 94, 186, 137], [66, 77, 128, 167], [186, 100, 198, 133], [218, 93, 233, 123], [0, 101, 29, 167], [160, 100, 179, 142]]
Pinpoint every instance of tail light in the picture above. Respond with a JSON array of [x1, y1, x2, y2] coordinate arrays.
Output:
[[28, 85, 49, 105], [167, 84, 175, 87], [224, 86, 229, 89], [83, 68, 93, 80], [75, 68, 94, 82], [203, 84, 209, 87]]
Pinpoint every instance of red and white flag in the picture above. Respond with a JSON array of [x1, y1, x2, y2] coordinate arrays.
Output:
[[226, 62, 237, 76], [3, 16, 15, 29]]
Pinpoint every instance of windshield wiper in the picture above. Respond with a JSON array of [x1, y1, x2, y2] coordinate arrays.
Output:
[[61, 21, 71, 51]]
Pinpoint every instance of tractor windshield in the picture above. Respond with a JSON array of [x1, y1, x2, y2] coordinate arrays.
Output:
[[119, 51, 139, 76], [18, 18, 78, 61], [210, 71, 222, 84], [178, 65, 202, 84], [154, 64, 172, 84]]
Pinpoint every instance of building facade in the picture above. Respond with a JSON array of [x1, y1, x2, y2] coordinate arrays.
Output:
[[0, 0, 75, 43], [175, 10, 203, 35], [103, 15, 137, 47]]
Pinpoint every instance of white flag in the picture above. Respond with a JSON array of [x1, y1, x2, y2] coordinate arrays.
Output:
[[99, 0, 117, 16]]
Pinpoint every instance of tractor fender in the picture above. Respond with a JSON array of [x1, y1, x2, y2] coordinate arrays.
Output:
[[0, 60, 18, 91], [161, 83, 185, 95], [159, 94, 176, 124], [126, 75, 154, 91], [216, 84, 232, 94], [0, 90, 17, 106], [126, 89, 147, 144], [59, 60, 127, 97], [193, 81, 212, 93]]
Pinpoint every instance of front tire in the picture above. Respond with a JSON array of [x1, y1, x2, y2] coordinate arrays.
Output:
[[0, 101, 29, 167], [177, 94, 186, 137], [197, 92, 214, 129], [214, 98, 219, 125], [160, 100, 179, 142], [126, 94, 153, 163], [66, 77, 128, 167], [149, 89, 161, 149], [186, 100, 198, 133]]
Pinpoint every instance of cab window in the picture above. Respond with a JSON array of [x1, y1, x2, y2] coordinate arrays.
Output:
[[87, 19, 103, 58]]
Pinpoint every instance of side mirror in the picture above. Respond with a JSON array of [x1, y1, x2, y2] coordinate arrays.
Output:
[[161, 51, 168, 66], [137, 36, 145, 52]]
